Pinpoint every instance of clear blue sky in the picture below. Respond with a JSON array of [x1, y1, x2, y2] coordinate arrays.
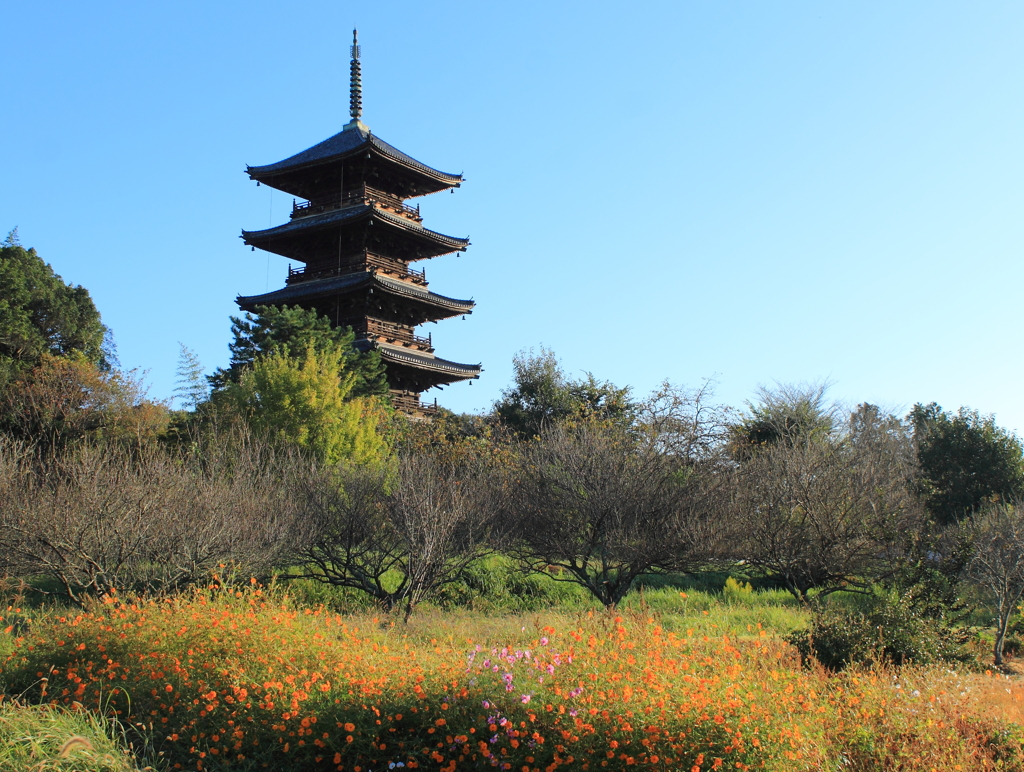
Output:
[[4, 1, 1023, 430]]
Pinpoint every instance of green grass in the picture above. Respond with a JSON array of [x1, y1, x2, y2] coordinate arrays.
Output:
[[1, 559, 1007, 661], [0, 701, 143, 772]]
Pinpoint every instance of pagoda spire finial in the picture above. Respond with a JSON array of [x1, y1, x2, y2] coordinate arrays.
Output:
[[345, 29, 369, 131]]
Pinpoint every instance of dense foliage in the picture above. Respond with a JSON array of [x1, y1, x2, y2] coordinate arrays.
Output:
[[911, 402, 1024, 525], [215, 345, 391, 466], [786, 591, 973, 670], [0, 354, 168, 452], [209, 304, 387, 400], [493, 348, 635, 439], [0, 230, 110, 382], [727, 382, 836, 459]]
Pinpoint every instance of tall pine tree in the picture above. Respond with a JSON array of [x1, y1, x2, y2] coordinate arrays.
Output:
[[209, 305, 387, 400], [173, 343, 208, 411]]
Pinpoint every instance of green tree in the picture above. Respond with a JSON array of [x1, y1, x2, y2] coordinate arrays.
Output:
[[173, 343, 208, 411], [0, 230, 110, 385], [217, 344, 390, 466], [209, 304, 387, 399], [728, 382, 837, 459], [493, 347, 634, 439], [910, 403, 1024, 525]]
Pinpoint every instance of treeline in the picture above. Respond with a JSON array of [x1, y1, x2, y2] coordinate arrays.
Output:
[[3, 234, 1024, 669]]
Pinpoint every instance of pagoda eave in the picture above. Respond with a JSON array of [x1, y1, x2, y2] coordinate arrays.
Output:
[[246, 127, 463, 199], [241, 204, 469, 261], [372, 343, 482, 390], [236, 271, 474, 322]]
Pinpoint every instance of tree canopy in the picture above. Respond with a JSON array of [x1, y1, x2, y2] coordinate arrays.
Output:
[[209, 304, 388, 400], [731, 403, 921, 601], [910, 403, 1024, 525], [493, 347, 635, 439], [173, 344, 208, 412], [216, 344, 391, 466], [0, 354, 169, 452], [502, 419, 725, 607], [0, 230, 111, 383], [727, 382, 837, 459]]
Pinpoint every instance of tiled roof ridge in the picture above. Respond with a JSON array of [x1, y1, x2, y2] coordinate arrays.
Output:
[[236, 271, 371, 307], [371, 206, 470, 248], [368, 133, 462, 184], [373, 274, 474, 310], [246, 126, 462, 184], [379, 345, 481, 374]]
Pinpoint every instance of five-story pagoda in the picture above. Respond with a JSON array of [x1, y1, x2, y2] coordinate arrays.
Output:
[[238, 31, 481, 417]]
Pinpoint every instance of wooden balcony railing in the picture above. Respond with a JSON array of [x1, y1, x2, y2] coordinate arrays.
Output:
[[363, 318, 433, 352], [291, 184, 422, 222], [365, 251, 426, 284], [286, 252, 426, 286], [391, 392, 439, 417]]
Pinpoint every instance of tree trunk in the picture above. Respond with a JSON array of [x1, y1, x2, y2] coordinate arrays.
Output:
[[994, 605, 1011, 666]]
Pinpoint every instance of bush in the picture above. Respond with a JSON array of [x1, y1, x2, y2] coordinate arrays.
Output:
[[787, 591, 973, 670], [437, 555, 592, 611], [723, 576, 754, 602]]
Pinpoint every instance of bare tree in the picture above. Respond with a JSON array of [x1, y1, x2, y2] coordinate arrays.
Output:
[[964, 503, 1024, 666], [290, 453, 493, 621], [637, 379, 733, 463], [731, 405, 921, 601], [504, 421, 727, 608], [0, 431, 300, 603]]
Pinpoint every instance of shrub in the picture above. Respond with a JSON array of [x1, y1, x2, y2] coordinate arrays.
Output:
[[723, 576, 754, 602], [787, 591, 972, 670], [437, 555, 592, 612]]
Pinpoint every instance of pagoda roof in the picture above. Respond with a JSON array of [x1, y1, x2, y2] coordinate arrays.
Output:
[[236, 271, 475, 319], [246, 125, 463, 190], [377, 344, 481, 380], [241, 204, 469, 257]]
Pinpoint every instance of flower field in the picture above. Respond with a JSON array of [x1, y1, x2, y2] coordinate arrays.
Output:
[[2, 588, 1023, 771]]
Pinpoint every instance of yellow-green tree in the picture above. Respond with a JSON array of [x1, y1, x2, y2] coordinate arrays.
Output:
[[219, 344, 390, 466]]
